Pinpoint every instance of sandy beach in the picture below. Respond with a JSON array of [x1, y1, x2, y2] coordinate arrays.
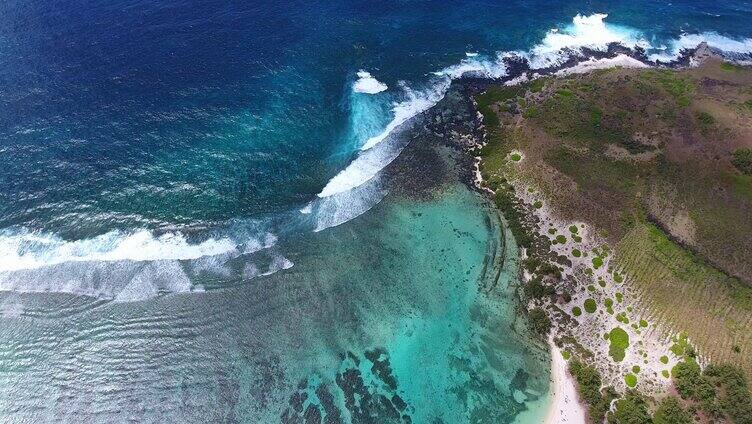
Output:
[[545, 340, 586, 424]]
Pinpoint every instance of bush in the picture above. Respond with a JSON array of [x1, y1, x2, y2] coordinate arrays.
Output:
[[732, 148, 752, 175], [703, 364, 752, 423], [671, 358, 703, 399], [607, 389, 651, 424], [524, 276, 555, 300], [625, 373, 637, 388], [608, 327, 629, 362], [653, 396, 692, 424], [584, 298, 597, 313], [528, 308, 551, 335], [569, 360, 616, 423]]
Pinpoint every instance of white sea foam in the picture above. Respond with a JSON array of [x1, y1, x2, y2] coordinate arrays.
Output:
[[554, 54, 649, 76], [526, 13, 648, 69], [314, 177, 387, 232], [648, 32, 752, 62], [0, 228, 239, 272], [353, 70, 388, 94], [318, 80, 450, 198], [318, 53, 511, 200]]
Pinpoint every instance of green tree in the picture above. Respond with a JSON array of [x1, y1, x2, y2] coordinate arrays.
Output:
[[528, 308, 551, 335], [607, 390, 652, 424], [653, 396, 691, 424]]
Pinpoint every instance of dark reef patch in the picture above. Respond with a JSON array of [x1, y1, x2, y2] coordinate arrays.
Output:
[[280, 348, 412, 424]]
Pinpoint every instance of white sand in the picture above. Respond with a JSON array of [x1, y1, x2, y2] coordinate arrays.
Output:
[[545, 341, 586, 424]]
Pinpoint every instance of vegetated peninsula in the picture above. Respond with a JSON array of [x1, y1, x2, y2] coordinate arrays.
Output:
[[474, 51, 752, 423]]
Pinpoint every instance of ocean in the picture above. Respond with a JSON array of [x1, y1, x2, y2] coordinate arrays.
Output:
[[1, 0, 751, 422]]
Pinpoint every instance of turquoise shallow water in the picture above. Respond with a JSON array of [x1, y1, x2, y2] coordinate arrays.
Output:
[[0, 183, 550, 422], [4, 1, 752, 421]]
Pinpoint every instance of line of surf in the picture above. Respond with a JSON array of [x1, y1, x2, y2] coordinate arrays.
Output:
[[315, 12, 752, 204]]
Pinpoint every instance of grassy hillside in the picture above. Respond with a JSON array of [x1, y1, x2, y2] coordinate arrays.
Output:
[[475, 59, 752, 378]]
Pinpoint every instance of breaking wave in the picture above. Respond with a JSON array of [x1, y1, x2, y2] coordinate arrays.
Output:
[[4, 13, 752, 302], [353, 70, 388, 94]]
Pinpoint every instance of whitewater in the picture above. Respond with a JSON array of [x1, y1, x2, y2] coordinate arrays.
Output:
[[2, 13, 752, 301]]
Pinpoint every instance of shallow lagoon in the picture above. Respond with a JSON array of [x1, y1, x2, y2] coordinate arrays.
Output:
[[0, 183, 551, 422]]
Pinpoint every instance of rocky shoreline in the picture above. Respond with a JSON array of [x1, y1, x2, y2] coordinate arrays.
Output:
[[376, 40, 751, 423]]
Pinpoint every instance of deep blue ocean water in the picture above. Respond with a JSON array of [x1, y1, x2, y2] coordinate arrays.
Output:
[[1, 1, 752, 422]]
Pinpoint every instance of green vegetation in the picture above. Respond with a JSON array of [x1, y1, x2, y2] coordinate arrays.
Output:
[[510, 153, 522, 162], [618, 222, 752, 377], [608, 327, 629, 362], [524, 277, 555, 300], [584, 298, 597, 313], [721, 62, 746, 72], [695, 111, 715, 133], [608, 389, 650, 423], [477, 63, 752, 416], [528, 308, 552, 335], [653, 396, 692, 424], [624, 374, 637, 388], [671, 357, 752, 422], [669, 333, 692, 358], [570, 360, 618, 424], [562, 350, 571, 360], [733, 148, 752, 175], [651, 69, 694, 107]]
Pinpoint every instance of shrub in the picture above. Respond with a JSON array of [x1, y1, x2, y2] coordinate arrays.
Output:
[[584, 298, 597, 313], [592, 257, 604, 269], [570, 360, 616, 423], [572, 248, 582, 257], [608, 327, 629, 362], [672, 358, 706, 400], [528, 308, 551, 335], [653, 396, 692, 424], [572, 306, 582, 317], [624, 373, 638, 388], [703, 364, 752, 423], [732, 148, 752, 175], [608, 389, 651, 424], [524, 277, 555, 300]]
